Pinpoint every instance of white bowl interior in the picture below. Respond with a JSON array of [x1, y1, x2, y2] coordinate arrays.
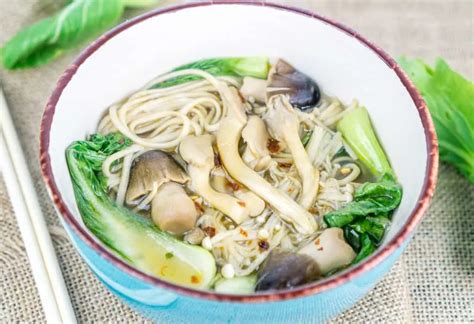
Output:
[[48, 5, 427, 254]]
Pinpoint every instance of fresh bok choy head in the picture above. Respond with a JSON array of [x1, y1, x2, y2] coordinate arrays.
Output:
[[66, 133, 216, 288]]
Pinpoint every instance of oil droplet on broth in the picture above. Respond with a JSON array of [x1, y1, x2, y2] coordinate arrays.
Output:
[[130, 238, 202, 287]]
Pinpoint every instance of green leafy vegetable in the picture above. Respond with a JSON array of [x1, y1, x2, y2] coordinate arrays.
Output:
[[348, 216, 390, 243], [214, 274, 257, 294], [351, 233, 376, 264], [66, 133, 216, 288], [337, 106, 393, 178], [325, 173, 401, 264], [0, 0, 161, 69], [398, 57, 474, 183], [324, 173, 402, 228], [301, 131, 312, 147], [150, 57, 270, 89]]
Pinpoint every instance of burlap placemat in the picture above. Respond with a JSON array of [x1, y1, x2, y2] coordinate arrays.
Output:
[[0, 0, 472, 322]]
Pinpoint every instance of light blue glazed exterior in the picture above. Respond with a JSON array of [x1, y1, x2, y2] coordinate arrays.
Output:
[[64, 220, 408, 323]]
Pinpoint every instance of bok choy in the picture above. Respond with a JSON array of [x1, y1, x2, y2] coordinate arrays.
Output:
[[398, 57, 474, 183], [0, 0, 161, 69], [150, 57, 271, 89], [325, 107, 403, 264], [66, 133, 216, 288]]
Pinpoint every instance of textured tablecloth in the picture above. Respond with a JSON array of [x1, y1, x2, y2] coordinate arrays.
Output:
[[0, 0, 473, 322]]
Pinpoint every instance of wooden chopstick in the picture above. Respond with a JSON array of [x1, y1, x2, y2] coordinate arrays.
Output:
[[0, 85, 76, 323]]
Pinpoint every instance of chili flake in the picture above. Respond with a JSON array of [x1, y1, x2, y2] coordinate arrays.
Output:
[[239, 228, 248, 237], [190, 275, 200, 284], [267, 138, 280, 153], [194, 201, 204, 214], [226, 181, 240, 191], [203, 226, 216, 238], [237, 201, 246, 207]]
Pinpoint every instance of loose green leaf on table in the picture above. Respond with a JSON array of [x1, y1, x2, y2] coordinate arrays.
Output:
[[0, 0, 161, 69], [398, 57, 474, 183]]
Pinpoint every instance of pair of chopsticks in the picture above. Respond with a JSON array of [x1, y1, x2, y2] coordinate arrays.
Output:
[[0, 85, 76, 323]]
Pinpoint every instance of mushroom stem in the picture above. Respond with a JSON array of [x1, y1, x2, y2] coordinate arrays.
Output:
[[151, 182, 197, 235], [266, 95, 319, 209], [216, 88, 317, 235], [180, 134, 249, 224], [241, 115, 272, 172], [188, 164, 249, 224], [240, 77, 267, 102]]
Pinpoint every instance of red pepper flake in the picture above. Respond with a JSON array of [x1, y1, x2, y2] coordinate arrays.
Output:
[[308, 207, 318, 214], [194, 201, 204, 214], [258, 240, 270, 251], [314, 238, 320, 246], [203, 226, 216, 238], [226, 181, 240, 191], [278, 162, 292, 169], [239, 228, 248, 237], [237, 201, 246, 207], [190, 275, 200, 284], [288, 188, 294, 193], [267, 138, 280, 153], [317, 246, 324, 251], [214, 153, 222, 167]]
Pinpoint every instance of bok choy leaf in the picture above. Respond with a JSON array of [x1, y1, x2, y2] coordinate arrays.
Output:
[[150, 57, 271, 89], [1, 0, 161, 69], [398, 57, 474, 183]]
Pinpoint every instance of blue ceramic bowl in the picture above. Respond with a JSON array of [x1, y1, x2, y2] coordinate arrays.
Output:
[[40, 2, 438, 322]]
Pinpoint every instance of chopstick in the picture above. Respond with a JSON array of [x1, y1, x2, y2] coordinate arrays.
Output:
[[0, 85, 76, 323]]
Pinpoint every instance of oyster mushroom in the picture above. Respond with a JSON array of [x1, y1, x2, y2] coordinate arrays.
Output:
[[239, 59, 320, 110], [255, 249, 320, 291], [179, 134, 250, 224], [240, 76, 267, 102], [241, 115, 272, 172], [210, 169, 265, 217], [267, 59, 320, 109], [265, 95, 320, 210], [216, 87, 317, 235], [151, 182, 198, 235], [126, 151, 197, 235], [299, 228, 356, 274]]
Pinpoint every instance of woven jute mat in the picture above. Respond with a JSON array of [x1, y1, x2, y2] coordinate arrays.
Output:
[[0, 0, 472, 322]]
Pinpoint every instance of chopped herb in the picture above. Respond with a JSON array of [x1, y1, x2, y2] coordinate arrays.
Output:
[[301, 131, 312, 146], [165, 252, 174, 259]]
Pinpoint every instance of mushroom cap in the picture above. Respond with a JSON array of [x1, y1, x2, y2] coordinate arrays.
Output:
[[151, 182, 197, 235], [179, 134, 215, 168], [267, 59, 320, 110], [299, 228, 356, 274], [256, 249, 320, 291], [126, 150, 189, 205]]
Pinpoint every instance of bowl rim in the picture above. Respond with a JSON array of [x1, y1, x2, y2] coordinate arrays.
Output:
[[40, 0, 438, 303]]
